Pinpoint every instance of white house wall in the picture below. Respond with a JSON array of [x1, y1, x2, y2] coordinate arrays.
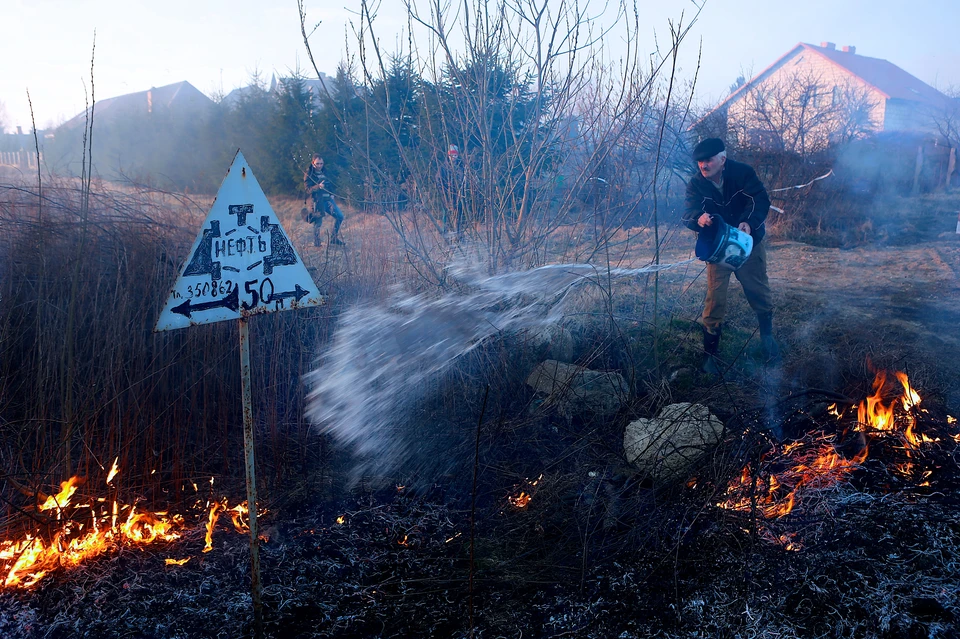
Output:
[[725, 48, 886, 154]]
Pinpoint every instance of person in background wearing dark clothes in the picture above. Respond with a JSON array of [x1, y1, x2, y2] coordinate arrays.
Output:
[[304, 154, 345, 246], [682, 138, 780, 374]]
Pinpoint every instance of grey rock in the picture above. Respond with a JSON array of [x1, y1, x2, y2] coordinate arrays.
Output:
[[526, 359, 627, 419], [623, 402, 724, 483]]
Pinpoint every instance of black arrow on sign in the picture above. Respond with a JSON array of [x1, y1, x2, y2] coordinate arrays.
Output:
[[171, 284, 240, 318], [265, 284, 310, 304]]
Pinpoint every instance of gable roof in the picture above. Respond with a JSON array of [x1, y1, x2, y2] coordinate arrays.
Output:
[[60, 81, 214, 131], [809, 44, 949, 106], [699, 43, 951, 124]]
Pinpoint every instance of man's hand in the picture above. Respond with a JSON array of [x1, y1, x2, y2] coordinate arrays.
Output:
[[698, 213, 713, 228], [738, 222, 751, 234]]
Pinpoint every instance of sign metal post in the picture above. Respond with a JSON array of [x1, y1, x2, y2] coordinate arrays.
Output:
[[155, 150, 322, 636], [238, 315, 262, 628]]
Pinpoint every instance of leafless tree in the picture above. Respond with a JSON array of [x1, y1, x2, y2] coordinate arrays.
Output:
[[299, 0, 703, 280], [926, 87, 960, 189], [928, 87, 960, 146], [727, 70, 879, 159]]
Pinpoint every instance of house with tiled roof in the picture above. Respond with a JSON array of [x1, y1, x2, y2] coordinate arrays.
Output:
[[698, 42, 954, 156], [59, 81, 214, 132]]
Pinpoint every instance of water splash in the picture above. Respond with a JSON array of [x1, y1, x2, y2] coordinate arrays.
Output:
[[305, 259, 695, 479]]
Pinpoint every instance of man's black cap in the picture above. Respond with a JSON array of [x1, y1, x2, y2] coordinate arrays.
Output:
[[693, 138, 725, 161]]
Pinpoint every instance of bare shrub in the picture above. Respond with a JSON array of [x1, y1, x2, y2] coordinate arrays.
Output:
[[299, 0, 704, 280]]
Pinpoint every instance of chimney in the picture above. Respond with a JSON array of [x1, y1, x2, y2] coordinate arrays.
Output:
[[820, 42, 836, 50], [842, 45, 857, 54]]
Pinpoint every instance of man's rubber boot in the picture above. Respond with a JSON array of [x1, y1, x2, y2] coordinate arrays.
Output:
[[757, 312, 781, 365], [702, 326, 721, 376], [330, 236, 345, 246]]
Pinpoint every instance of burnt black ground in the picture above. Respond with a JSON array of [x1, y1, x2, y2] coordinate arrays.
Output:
[[3, 415, 959, 639]]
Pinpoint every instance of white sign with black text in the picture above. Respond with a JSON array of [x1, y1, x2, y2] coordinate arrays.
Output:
[[155, 151, 322, 331]]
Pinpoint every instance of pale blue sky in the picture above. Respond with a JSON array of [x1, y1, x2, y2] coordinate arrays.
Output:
[[4, 0, 959, 133]]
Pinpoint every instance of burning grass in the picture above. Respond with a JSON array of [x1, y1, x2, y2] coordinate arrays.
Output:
[[0, 463, 254, 592], [717, 369, 959, 552]]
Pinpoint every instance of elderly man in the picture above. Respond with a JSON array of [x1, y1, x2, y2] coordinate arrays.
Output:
[[683, 138, 779, 374]]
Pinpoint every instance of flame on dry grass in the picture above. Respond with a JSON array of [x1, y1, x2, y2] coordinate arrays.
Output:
[[38, 477, 81, 514], [856, 370, 924, 443], [1, 468, 255, 589], [202, 498, 254, 553], [507, 474, 543, 509], [228, 502, 250, 532], [719, 370, 935, 550], [0, 503, 183, 589], [508, 492, 532, 508], [203, 502, 223, 553], [718, 436, 865, 519], [105, 458, 120, 485]]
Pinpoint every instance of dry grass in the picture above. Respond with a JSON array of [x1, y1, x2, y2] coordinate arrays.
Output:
[[1, 173, 960, 637], [0, 182, 421, 536]]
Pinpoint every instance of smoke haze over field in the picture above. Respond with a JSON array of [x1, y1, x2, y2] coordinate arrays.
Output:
[[3, 0, 960, 133]]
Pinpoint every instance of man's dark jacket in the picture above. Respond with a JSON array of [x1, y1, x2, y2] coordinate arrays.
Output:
[[305, 166, 332, 203], [683, 159, 771, 243]]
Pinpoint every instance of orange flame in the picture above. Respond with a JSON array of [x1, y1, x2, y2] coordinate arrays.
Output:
[[896, 372, 921, 411], [106, 458, 120, 485], [856, 370, 923, 434], [508, 492, 531, 508], [228, 503, 249, 532], [720, 368, 936, 553], [857, 371, 895, 430], [38, 477, 80, 513], [507, 474, 543, 509], [203, 501, 223, 553], [717, 438, 863, 520], [1, 499, 182, 588], [165, 558, 190, 566], [1, 466, 257, 590]]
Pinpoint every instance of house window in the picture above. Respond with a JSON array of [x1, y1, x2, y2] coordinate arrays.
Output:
[[747, 128, 777, 147], [800, 88, 823, 108]]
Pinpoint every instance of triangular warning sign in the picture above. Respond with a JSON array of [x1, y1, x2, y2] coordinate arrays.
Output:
[[155, 150, 323, 332]]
